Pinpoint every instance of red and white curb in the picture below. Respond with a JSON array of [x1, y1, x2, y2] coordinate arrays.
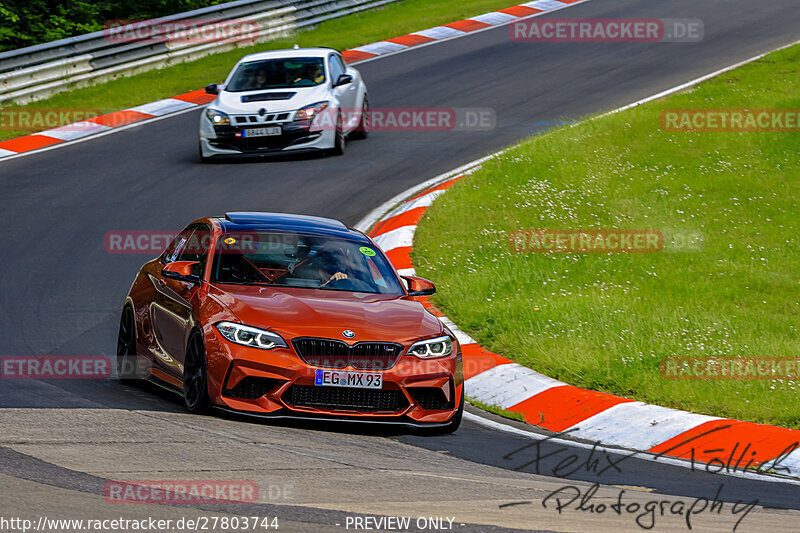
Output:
[[363, 168, 800, 480], [0, 90, 210, 158], [0, 0, 589, 160], [341, 0, 586, 63]]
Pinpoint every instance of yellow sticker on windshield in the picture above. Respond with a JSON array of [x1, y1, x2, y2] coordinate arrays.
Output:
[[224, 237, 237, 245], [360, 246, 376, 257]]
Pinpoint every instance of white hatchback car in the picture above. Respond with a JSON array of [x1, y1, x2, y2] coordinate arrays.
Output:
[[199, 47, 368, 161]]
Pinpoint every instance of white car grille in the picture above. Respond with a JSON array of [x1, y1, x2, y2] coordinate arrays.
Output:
[[232, 113, 292, 125]]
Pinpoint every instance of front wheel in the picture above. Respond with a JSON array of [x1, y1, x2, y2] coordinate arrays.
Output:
[[329, 113, 345, 156], [349, 97, 369, 140], [116, 306, 140, 384], [183, 331, 210, 413]]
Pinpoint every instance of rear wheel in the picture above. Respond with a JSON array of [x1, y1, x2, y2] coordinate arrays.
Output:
[[116, 306, 139, 383], [183, 331, 210, 413], [349, 96, 369, 140]]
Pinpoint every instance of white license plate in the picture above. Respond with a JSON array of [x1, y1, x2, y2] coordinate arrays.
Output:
[[314, 369, 382, 389], [242, 126, 281, 138]]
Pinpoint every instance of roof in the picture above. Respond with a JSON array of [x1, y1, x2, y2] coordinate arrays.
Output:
[[218, 212, 363, 240], [237, 47, 338, 63]]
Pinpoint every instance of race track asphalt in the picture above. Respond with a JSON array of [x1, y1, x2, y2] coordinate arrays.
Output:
[[1, 0, 799, 530]]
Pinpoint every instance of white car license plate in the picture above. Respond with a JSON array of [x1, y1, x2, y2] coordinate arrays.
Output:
[[315, 369, 382, 389], [242, 126, 281, 138]]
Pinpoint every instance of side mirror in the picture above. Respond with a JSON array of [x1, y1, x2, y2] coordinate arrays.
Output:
[[333, 74, 352, 88], [205, 83, 219, 95], [162, 261, 202, 285], [402, 276, 436, 297]]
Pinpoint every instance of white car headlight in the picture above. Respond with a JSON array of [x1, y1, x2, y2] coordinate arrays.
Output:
[[408, 335, 453, 359], [206, 108, 231, 126], [295, 101, 329, 123], [216, 321, 287, 350]]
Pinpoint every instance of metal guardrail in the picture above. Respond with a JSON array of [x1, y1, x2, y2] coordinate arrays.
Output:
[[0, 0, 398, 105]]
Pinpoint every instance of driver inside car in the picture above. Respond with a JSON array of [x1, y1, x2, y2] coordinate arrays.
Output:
[[292, 63, 324, 86], [242, 68, 269, 90], [311, 247, 349, 287]]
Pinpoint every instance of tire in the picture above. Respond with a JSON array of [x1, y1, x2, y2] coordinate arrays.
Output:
[[421, 386, 464, 435], [349, 96, 369, 140], [183, 330, 211, 413], [116, 306, 140, 383], [329, 112, 345, 156]]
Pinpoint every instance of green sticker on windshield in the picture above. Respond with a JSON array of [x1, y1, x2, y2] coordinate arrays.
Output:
[[360, 246, 376, 257]]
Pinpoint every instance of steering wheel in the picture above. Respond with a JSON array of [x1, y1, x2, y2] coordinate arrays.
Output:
[[325, 276, 373, 292]]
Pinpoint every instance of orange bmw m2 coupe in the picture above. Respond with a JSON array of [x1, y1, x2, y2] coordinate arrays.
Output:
[[117, 212, 463, 433]]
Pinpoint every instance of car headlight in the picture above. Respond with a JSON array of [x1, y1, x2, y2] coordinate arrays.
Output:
[[216, 321, 287, 350], [206, 108, 231, 126], [295, 101, 329, 123], [408, 335, 453, 358]]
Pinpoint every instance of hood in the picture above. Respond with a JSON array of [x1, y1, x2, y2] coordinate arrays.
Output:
[[207, 284, 444, 345], [213, 85, 331, 114]]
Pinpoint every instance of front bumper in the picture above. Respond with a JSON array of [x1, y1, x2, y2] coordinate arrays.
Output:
[[213, 406, 456, 429], [199, 119, 336, 158], [204, 327, 463, 425]]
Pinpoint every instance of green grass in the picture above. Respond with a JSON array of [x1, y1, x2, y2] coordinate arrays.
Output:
[[415, 44, 800, 429], [0, 0, 517, 141], [468, 398, 526, 422]]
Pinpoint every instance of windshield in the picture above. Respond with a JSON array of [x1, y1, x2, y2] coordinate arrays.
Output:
[[226, 58, 326, 91], [210, 231, 404, 295]]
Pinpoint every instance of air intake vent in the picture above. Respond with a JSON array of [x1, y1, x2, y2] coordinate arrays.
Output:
[[409, 387, 453, 410], [223, 377, 281, 400], [284, 384, 408, 412], [241, 92, 296, 102]]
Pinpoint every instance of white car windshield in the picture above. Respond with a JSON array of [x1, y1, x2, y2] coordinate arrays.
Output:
[[226, 58, 326, 91]]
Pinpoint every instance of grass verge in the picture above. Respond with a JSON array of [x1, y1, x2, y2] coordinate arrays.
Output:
[[468, 398, 526, 423], [0, 0, 517, 141], [415, 43, 800, 428]]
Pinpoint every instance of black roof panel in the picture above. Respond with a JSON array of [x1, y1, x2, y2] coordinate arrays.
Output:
[[220, 212, 360, 239]]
